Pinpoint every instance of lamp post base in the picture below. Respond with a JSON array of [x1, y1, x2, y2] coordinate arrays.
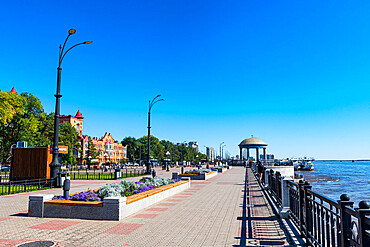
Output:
[[146, 162, 152, 174]]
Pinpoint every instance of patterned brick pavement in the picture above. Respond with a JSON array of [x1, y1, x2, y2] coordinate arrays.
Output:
[[0, 166, 298, 246]]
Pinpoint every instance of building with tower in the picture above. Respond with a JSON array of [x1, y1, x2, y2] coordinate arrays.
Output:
[[60, 110, 127, 164], [60, 110, 84, 137]]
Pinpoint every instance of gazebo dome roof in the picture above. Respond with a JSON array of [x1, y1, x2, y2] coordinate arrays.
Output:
[[239, 137, 267, 147]]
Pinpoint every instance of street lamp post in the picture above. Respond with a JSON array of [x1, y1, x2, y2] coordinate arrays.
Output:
[[219, 142, 224, 163], [181, 141, 186, 165], [49, 29, 92, 183], [166, 151, 170, 171], [146, 94, 165, 173], [139, 143, 142, 165], [221, 144, 226, 162]]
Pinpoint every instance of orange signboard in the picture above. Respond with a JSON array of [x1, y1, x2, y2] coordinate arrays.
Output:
[[50, 145, 68, 154]]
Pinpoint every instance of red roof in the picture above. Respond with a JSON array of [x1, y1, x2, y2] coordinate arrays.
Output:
[[10, 87, 17, 94], [75, 110, 84, 119]]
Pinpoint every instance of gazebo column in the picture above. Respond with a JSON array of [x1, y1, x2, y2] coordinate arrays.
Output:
[[263, 148, 266, 160], [256, 148, 259, 162], [239, 147, 243, 160], [247, 148, 250, 159]]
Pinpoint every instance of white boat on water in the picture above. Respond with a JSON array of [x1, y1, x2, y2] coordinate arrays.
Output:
[[292, 158, 314, 171]]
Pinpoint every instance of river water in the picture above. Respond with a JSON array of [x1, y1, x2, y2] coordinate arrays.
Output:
[[295, 160, 369, 207]]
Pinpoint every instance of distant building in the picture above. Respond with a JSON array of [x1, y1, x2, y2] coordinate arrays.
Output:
[[187, 142, 198, 152], [60, 110, 127, 164], [175, 142, 198, 152], [60, 110, 84, 137], [259, 154, 275, 160], [10, 87, 17, 94], [206, 147, 215, 162], [82, 133, 127, 164], [266, 154, 274, 160]]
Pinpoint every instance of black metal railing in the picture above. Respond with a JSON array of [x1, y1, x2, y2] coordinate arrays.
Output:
[[0, 177, 55, 196], [268, 170, 282, 205], [67, 167, 146, 180], [259, 167, 370, 247]]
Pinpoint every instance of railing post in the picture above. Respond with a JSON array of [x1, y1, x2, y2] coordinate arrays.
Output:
[[338, 194, 354, 247], [357, 201, 370, 247], [298, 180, 305, 237], [303, 181, 313, 245], [8, 181, 11, 195], [276, 171, 281, 199], [280, 177, 294, 218], [264, 169, 270, 188]]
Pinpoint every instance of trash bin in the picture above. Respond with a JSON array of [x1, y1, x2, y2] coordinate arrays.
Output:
[[57, 172, 69, 188], [114, 168, 121, 180]]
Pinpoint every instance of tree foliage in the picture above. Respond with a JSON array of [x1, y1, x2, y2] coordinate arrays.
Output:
[[0, 90, 81, 165], [85, 137, 99, 161], [0, 91, 26, 125], [121, 136, 207, 163]]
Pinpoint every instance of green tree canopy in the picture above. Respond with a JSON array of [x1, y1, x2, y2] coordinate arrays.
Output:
[[122, 135, 206, 164]]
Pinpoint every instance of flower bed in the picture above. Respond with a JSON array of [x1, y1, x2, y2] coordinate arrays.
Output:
[[182, 168, 212, 176], [51, 177, 180, 202], [28, 177, 190, 220], [175, 169, 217, 180]]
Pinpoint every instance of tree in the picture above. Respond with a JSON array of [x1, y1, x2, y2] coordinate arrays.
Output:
[[0, 91, 26, 125], [121, 137, 139, 162], [59, 122, 81, 165], [0, 91, 45, 163], [86, 137, 99, 160]]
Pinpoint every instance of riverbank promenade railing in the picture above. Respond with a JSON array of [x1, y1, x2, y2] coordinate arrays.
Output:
[[252, 162, 370, 247]]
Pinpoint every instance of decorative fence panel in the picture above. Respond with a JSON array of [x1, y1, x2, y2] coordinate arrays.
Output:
[[255, 164, 370, 247], [0, 178, 55, 196]]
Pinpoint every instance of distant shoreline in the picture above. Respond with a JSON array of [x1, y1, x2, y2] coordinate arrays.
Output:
[[316, 159, 370, 161]]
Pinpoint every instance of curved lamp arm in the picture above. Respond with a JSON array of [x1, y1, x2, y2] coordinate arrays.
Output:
[[149, 97, 165, 111], [59, 41, 92, 66]]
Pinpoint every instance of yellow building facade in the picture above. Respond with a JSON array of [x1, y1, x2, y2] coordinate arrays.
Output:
[[60, 110, 127, 164], [82, 133, 127, 164]]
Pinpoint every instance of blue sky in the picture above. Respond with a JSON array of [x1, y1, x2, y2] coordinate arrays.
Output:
[[1, 1, 370, 159]]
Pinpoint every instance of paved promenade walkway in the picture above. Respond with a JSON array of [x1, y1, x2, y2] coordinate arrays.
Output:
[[0, 167, 294, 246]]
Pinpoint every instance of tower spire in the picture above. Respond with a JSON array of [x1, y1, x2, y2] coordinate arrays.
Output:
[[10, 87, 17, 94]]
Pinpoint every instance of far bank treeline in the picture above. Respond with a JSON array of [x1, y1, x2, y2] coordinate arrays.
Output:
[[0, 90, 207, 165]]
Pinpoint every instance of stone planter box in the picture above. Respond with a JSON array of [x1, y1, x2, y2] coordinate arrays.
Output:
[[173, 170, 217, 180], [28, 178, 190, 221], [213, 167, 228, 173]]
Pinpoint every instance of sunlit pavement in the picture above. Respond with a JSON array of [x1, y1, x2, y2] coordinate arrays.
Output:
[[0, 167, 295, 246]]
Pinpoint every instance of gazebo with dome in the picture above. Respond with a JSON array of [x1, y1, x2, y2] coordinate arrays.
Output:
[[238, 137, 267, 161]]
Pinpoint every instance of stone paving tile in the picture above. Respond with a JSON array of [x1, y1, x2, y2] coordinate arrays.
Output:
[[146, 207, 169, 212], [0, 218, 10, 222], [156, 203, 176, 206], [29, 220, 81, 230], [132, 214, 158, 219], [165, 199, 183, 202], [0, 238, 33, 247], [0, 166, 300, 246], [103, 223, 143, 235]]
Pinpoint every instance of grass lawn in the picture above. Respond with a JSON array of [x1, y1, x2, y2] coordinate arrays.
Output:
[[0, 184, 52, 196]]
